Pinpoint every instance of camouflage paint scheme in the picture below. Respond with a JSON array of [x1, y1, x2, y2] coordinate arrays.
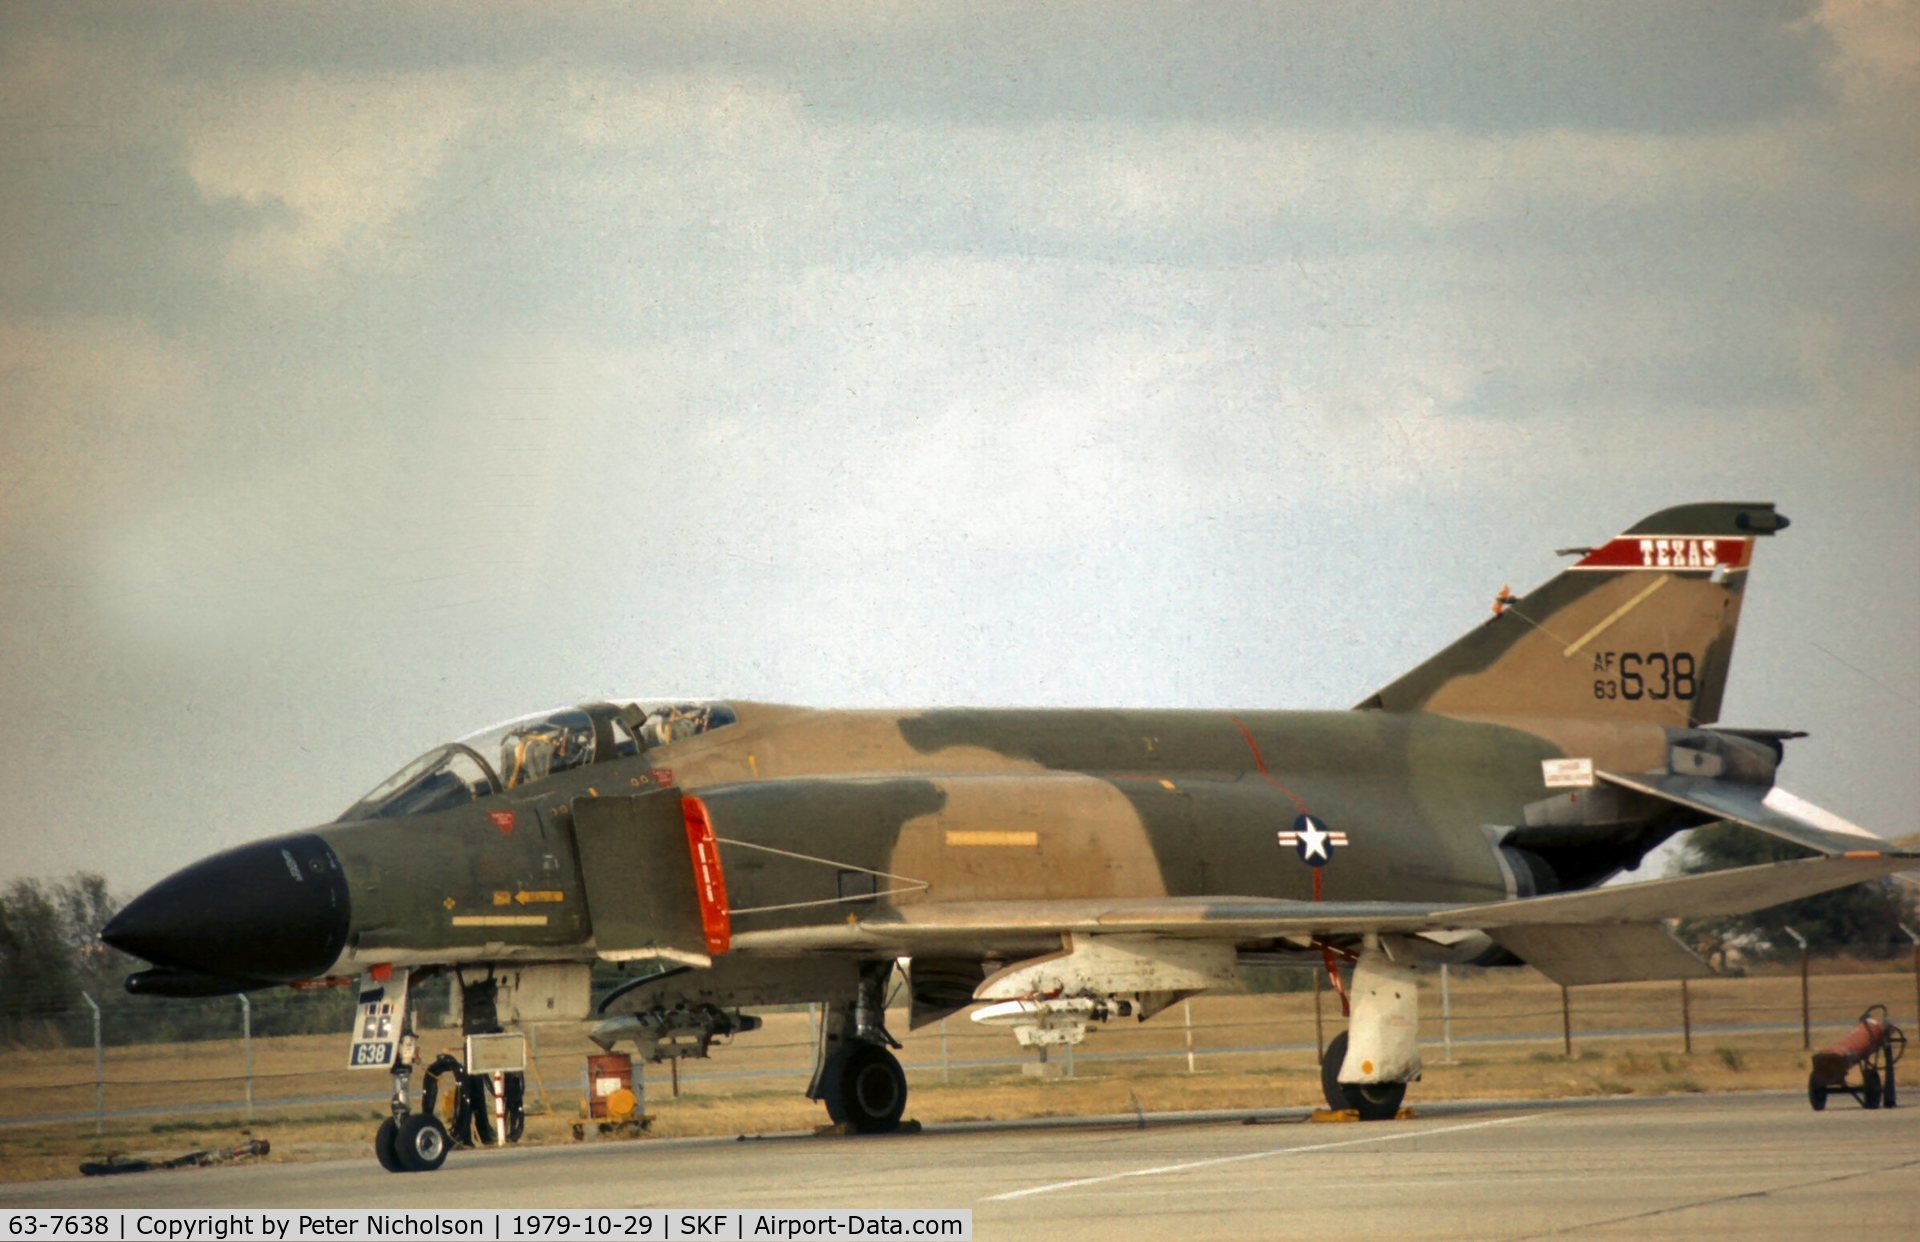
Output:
[[312, 503, 1843, 970], [103, 501, 1919, 1142]]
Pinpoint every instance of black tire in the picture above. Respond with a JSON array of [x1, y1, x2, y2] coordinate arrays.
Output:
[[374, 1117, 405, 1173], [1321, 1031, 1404, 1120], [1809, 1075, 1828, 1111], [1884, 1063, 1897, 1109], [1320, 1032, 1350, 1111], [396, 1113, 450, 1172], [824, 1044, 908, 1133], [1863, 1066, 1883, 1110], [1342, 1080, 1407, 1121]]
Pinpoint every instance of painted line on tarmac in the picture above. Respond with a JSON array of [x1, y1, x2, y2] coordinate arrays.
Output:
[[984, 1111, 1543, 1202]]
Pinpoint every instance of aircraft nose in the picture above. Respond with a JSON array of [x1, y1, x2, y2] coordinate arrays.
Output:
[[102, 833, 351, 984]]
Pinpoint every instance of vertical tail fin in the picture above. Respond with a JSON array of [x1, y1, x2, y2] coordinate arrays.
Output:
[[1357, 501, 1788, 726]]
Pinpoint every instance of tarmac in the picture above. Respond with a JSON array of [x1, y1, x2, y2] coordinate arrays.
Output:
[[5, 1092, 1918, 1239]]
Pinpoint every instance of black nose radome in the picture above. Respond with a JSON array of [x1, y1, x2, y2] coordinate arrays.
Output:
[[103, 833, 350, 986]]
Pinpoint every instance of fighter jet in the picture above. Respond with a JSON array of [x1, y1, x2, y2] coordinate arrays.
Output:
[[102, 501, 1915, 1171]]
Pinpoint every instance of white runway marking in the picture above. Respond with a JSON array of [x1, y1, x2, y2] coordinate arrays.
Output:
[[985, 1112, 1543, 1202]]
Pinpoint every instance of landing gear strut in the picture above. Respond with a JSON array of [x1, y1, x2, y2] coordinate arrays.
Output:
[[1320, 937, 1420, 1121], [808, 962, 907, 1133]]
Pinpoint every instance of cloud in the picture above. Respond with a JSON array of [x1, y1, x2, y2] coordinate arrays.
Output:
[[1, 2, 1916, 886], [1806, 0, 1920, 94], [183, 71, 483, 282], [0, 316, 206, 518]]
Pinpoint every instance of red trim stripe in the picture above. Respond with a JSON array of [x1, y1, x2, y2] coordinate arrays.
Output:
[[1572, 535, 1752, 572], [1226, 714, 1308, 815]]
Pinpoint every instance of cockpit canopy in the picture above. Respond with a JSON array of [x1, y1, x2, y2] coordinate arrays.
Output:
[[339, 700, 738, 822]]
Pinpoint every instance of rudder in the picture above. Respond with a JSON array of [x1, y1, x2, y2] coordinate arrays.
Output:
[[1357, 501, 1788, 726]]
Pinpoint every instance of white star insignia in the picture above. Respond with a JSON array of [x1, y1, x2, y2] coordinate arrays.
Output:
[[1277, 815, 1350, 867]]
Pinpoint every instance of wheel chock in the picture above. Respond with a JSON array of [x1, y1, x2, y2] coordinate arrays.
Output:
[[812, 1119, 922, 1138], [1310, 1107, 1417, 1123]]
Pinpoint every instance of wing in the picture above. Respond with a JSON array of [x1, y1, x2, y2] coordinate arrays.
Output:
[[731, 851, 1917, 985]]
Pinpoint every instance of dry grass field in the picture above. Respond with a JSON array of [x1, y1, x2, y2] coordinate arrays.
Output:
[[4, 965, 1914, 1184]]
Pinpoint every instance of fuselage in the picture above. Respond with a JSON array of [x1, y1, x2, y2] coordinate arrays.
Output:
[[107, 701, 1686, 988]]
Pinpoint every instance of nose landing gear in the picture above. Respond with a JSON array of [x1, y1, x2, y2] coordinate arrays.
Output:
[[371, 1008, 454, 1173], [361, 969, 528, 1172]]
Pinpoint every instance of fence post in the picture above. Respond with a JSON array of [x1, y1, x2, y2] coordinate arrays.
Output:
[[526, 1024, 550, 1115], [1783, 927, 1810, 1050], [80, 991, 103, 1136], [239, 993, 253, 1126], [1901, 925, 1919, 1027], [1312, 969, 1324, 1061], [1680, 980, 1692, 1055], [1560, 986, 1572, 1058], [1440, 964, 1453, 1065], [1183, 999, 1196, 1074]]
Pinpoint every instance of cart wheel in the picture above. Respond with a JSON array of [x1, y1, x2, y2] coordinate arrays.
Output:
[[1863, 1065, 1883, 1110], [1808, 1075, 1828, 1111]]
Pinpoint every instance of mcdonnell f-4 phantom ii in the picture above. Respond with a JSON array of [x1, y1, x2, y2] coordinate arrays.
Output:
[[102, 501, 1916, 1171]]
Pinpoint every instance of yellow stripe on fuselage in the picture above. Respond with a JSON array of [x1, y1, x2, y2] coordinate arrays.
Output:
[[944, 830, 1040, 847]]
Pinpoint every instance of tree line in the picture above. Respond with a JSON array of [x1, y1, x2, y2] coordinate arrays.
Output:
[[1673, 825, 1917, 969], [0, 873, 354, 1048], [4, 843, 1915, 1051]]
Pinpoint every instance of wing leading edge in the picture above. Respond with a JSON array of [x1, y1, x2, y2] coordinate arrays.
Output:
[[731, 851, 1918, 981]]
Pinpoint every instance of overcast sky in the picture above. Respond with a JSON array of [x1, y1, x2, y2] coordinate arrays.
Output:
[[3, 2, 1916, 890]]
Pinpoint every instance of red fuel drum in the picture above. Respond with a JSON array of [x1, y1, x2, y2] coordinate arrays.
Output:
[[586, 1053, 635, 1118], [1811, 1014, 1892, 1086]]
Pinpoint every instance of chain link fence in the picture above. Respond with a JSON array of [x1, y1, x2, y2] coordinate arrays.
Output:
[[7, 964, 1919, 1134]]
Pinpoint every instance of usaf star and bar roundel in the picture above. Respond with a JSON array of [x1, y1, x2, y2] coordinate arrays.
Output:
[[1277, 814, 1348, 867]]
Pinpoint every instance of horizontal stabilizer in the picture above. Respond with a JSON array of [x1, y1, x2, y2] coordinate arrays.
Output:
[[1489, 923, 1711, 986], [1599, 772, 1885, 857]]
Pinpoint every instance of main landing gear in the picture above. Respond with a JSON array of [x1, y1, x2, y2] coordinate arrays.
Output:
[[808, 962, 908, 1133], [1319, 937, 1421, 1121], [1319, 1031, 1407, 1121]]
